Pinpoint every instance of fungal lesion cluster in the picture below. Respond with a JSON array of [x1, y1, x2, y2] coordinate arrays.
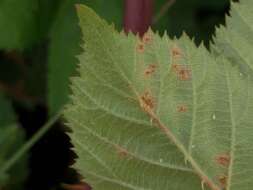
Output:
[[139, 91, 156, 112], [171, 45, 192, 81], [215, 153, 231, 188]]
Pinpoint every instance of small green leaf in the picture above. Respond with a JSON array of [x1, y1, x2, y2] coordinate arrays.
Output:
[[64, 2, 253, 189]]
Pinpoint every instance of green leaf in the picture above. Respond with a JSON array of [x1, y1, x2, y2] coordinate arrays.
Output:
[[0, 0, 63, 50], [212, 0, 253, 189], [65, 2, 253, 190], [0, 0, 39, 49], [48, 0, 123, 115], [83, 0, 123, 30], [48, 0, 83, 115], [0, 95, 28, 189]]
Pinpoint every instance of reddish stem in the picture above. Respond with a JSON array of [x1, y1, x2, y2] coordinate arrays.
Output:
[[124, 0, 154, 36]]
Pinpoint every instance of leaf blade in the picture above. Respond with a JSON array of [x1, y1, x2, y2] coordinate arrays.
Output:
[[65, 3, 253, 190]]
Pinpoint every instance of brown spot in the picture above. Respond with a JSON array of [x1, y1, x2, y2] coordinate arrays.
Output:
[[142, 33, 152, 44], [172, 63, 179, 72], [144, 64, 157, 77], [177, 105, 188, 113], [172, 46, 183, 59], [172, 64, 192, 81], [137, 42, 145, 53], [178, 67, 192, 81], [114, 145, 130, 159], [140, 91, 155, 111], [218, 175, 227, 188], [215, 153, 230, 167]]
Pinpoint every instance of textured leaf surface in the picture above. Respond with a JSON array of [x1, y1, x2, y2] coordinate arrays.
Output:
[[213, 0, 253, 189], [65, 2, 253, 190], [0, 95, 27, 189]]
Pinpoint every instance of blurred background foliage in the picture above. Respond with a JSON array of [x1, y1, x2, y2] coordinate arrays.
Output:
[[0, 0, 231, 189]]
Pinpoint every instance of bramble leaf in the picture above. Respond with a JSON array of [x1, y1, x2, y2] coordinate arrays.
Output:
[[65, 1, 253, 190]]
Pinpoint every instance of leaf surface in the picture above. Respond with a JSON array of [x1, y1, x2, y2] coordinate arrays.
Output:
[[65, 2, 253, 190], [213, 0, 253, 189]]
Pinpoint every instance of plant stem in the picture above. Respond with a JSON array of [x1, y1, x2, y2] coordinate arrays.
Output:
[[152, 0, 176, 24], [124, 0, 154, 36], [0, 111, 62, 174]]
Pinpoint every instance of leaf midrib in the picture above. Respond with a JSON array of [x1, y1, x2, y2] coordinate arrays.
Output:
[[225, 67, 236, 190], [83, 12, 221, 190]]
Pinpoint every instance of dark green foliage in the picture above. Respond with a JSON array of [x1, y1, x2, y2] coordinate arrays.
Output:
[[0, 95, 28, 190]]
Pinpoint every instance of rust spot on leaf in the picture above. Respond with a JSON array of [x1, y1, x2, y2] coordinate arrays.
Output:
[[140, 91, 155, 112], [178, 67, 192, 81], [215, 153, 230, 167], [218, 175, 227, 189], [172, 46, 183, 59], [172, 63, 179, 71], [142, 32, 152, 44], [137, 42, 145, 53], [177, 105, 188, 113], [172, 64, 192, 81], [144, 64, 157, 77], [114, 145, 130, 159]]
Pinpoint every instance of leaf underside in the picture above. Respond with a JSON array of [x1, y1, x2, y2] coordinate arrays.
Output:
[[64, 1, 253, 190]]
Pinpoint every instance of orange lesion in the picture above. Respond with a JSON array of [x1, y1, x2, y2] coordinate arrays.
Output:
[[136, 31, 153, 53], [178, 67, 192, 81], [144, 63, 157, 77], [114, 144, 131, 159], [171, 64, 192, 81], [218, 175, 227, 189], [142, 32, 152, 44], [139, 91, 155, 112], [136, 41, 145, 53], [170, 45, 192, 81], [215, 153, 230, 167], [171, 46, 183, 59], [177, 105, 188, 113]]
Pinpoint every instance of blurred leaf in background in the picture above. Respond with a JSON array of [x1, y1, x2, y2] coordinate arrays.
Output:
[[0, 0, 62, 50], [154, 0, 229, 46], [0, 0, 38, 50], [0, 95, 28, 190], [48, 0, 123, 115]]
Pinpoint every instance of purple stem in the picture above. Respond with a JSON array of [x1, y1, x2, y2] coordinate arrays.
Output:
[[124, 0, 154, 36]]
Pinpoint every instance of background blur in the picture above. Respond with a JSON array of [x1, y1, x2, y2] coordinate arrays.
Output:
[[0, 0, 232, 189]]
